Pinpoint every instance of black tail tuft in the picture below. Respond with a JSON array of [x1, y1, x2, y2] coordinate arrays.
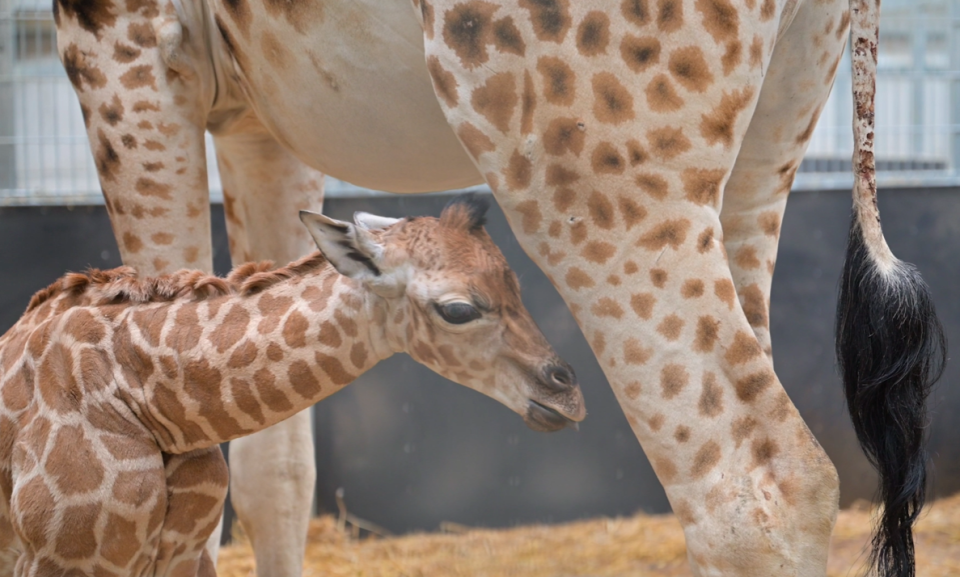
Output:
[[836, 215, 946, 577]]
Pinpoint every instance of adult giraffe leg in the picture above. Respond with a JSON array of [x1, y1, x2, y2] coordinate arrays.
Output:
[[212, 115, 325, 577], [421, 1, 837, 574], [721, 0, 849, 360], [54, 0, 216, 277]]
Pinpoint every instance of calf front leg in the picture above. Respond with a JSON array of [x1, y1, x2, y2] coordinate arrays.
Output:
[[154, 448, 229, 577]]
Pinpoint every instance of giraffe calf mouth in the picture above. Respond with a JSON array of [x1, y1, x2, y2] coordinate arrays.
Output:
[[524, 400, 581, 433]]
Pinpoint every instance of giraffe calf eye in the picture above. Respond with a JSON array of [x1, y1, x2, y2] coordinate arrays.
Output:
[[435, 302, 481, 324]]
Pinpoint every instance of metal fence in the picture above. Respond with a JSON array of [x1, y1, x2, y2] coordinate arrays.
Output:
[[1, 0, 959, 206]]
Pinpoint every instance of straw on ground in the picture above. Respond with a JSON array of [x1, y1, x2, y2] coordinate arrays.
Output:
[[218, 492, 960, 577]]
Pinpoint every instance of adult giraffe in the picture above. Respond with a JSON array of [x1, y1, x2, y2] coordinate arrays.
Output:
[[53, 0, 943, 575]]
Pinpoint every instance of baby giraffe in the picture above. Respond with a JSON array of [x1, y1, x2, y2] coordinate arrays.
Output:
[[0, 195, 585, 577]]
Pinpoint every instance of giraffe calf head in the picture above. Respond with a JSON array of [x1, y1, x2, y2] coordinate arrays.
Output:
[[301, 194, 586, 432]]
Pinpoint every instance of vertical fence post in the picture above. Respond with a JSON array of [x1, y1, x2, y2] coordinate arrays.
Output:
[[911, 13, 927, 162], [0, 0, 16, 191], [951, 0, 960, 177]]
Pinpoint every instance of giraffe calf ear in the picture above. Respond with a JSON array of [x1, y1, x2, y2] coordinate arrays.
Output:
[[354, 211, 401, 230], [299, 210, 385, 280]]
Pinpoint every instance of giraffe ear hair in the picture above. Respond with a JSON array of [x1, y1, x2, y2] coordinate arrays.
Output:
[[353, 211, 401, 231], [299, 210, 385, 280]]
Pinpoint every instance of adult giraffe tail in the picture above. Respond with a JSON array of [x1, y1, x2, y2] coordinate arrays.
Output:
[[836, 1, 947, 576]]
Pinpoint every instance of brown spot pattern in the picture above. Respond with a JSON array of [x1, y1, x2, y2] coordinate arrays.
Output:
[[55, 503, 101, 559], [592, 72, 635, 124], [581, 241, 616, 264], [713, 278, 735, 308], [61, 44, 108, 92], [694, 315, 719, 352], [543, 117, 586, 156], [682, 168, 725, 207], [645, 74, 684, 112], [316, 352, 355, 386], [695, 0, 739, 43], [691, 440, 721, 478], [732, 416, 758, 447], [741, 284, 768, 327], [617, 196, 647, 230], [119, 64, 156, 90], [647, 126, 691, 160], [519, 0, 572, 42], [650, 268, 668, 287], [591, 297, 624, 319], [472, 72, 518, 133], [721, 40, 742, 75], [520, 71, 536, 134], [515, 200, 542, 234], [725, 330, 762, 365], [630, 292, 655, 319], [681, 279, 704, 298], [759, 211, 781, 237], [698, 372, 723, 416], [660, 364, 688, 398], [621, 0, 651, 27], [506, 150, 533, 190], [565, 267, 595, 290], [623, 338, 653, 365], [577, 11, 610, 56], [587, 190, 616, 229], [443, 1, 498, 68], [289, 359, 322, 398], [657, 0, 683, 32], [620, 35, 661, 72], [657, 314, 684, 341], [591, 142, 625, 174], [493, 17, 526, 55], [669, 46, 713, 92], [635, 173, 669, 199], [752, 437, 780, 467], [735, 370, 774, 403], [427, 56, 459, 107], [637, 218, 690, 251], [700, 88, 755, 147], [537, 56, 576, 106], [458, 122, 496, 159]]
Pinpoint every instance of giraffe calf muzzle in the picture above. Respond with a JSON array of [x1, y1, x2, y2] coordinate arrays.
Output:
[[525, 400, 581, 432]]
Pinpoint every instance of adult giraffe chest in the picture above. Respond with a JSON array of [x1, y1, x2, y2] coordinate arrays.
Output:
[[207, 0, 481, 192]]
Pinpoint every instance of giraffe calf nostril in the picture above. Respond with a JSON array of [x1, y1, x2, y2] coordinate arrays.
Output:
[[543, 364, 576, 391]]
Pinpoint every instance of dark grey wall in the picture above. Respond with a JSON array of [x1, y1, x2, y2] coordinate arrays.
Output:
[[1, 188, 958, 536]]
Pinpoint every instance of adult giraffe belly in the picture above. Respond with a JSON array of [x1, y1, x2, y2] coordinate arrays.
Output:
[[210, 0, 481, 192]]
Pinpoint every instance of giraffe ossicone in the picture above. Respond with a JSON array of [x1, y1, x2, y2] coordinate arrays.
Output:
[[0, 195, 585, 576]]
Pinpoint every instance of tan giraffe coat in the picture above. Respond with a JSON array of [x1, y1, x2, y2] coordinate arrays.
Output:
[[0, 199, 584, 576], [53, 0, 938, 576]]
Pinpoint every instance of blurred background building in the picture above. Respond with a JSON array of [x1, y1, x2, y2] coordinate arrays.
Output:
[[1, 0, 959, 536]]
